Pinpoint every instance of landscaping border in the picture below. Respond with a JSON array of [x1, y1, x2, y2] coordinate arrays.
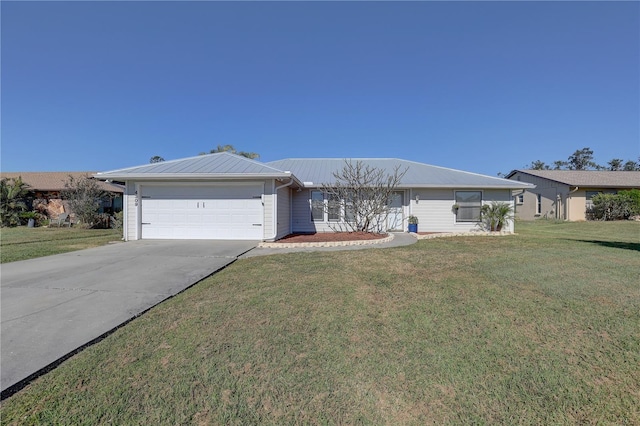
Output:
[[259, 233, 395, 248]]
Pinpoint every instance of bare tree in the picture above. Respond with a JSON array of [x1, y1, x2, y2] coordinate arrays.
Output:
[[321, 160, 407, 234], [61, 175, 106, 227]]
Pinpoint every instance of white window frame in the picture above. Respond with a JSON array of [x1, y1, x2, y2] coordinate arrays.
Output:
[[311, 190, 324, 222], [536, 193, 542, 215], [455, 190, 482, 223]]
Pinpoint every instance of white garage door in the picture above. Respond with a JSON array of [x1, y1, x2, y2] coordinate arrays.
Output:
[[140, 184, 264, 240]]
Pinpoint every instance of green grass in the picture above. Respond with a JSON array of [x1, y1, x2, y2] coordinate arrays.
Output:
[[0, 226, 122, 263], [1, 220, 639, 424]]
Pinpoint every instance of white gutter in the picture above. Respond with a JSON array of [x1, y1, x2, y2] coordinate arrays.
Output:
[[265, 179, 295, 241]]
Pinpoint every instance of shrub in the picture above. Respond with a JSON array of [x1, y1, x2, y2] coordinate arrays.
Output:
[[111, 211, 124, 230], [588, 190, 640, 220], [480, 202, 513, 231], [20, 211, 45, 227], [61, 175, 106, 227], [1, 177, 30, 227]]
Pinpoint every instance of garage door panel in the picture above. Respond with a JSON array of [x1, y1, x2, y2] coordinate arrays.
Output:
[[141, 185, 264, 240]]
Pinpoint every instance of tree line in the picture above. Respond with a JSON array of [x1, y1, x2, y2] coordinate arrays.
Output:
[[150, 144, 259, 163], [526, 147, 640, 171]]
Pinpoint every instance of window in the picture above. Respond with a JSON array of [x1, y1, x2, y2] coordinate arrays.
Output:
[[536, 194, 542, 215], [328, 194, 340, 221], [311, 190, 324, 221], [516, 194, 524, 205], [455, 191, 482, 222]]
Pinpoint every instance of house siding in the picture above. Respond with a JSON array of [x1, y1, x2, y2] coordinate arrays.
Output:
[[125, 182, 137, 241], [291, 189, 333, 233], [290, 187, 516, 235], [276, 187, 291, 239], [410, 188, 514, 233], [263, 182, 275, 240], [509, 172, 570, 221]]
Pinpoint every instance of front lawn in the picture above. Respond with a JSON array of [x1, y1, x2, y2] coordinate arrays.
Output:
[[0, 227, 122, 263], [1, 220, 638, 424]]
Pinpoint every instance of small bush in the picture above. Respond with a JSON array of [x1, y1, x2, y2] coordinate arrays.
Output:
[[588, 189, 640, 220], [61, 175, 106, 227], [111, 211, 123, 230]]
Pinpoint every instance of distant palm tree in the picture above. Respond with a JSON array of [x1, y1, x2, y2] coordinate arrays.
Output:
[[1, 177, 30, 227]]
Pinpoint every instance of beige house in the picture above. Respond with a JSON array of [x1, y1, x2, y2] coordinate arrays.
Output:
[[505, 170, 640, 221]]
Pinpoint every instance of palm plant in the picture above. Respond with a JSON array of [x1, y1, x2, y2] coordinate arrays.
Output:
[[1, 177, 30, 227], [480, 201, 513, 232]]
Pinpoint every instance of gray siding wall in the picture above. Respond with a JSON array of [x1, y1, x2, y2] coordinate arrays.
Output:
[[409, 188, 515, 233], [276, 187, 291, 239], [291, 187, 515, 234], [125, 182, 137, 241], [291, 189, 333, 233], [262, 181, 274, 240]]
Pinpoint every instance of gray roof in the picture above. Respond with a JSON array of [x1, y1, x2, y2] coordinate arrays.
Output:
[[267, 158, 533, 189], [96, 152, 294, 181], [507, 170, 640, 188], [96, 154, 533, 189]]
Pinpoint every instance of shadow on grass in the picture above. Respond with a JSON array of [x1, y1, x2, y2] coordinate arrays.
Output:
[[570, 239, 640, 252]]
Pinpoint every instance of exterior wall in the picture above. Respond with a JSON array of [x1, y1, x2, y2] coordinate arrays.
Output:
[[567, 188, 620, 221], [509, 172, 570, 221], [291, 187, 514, 234], [262, 181, 275, 240], [409, 188, 514, 233], [568, 190, 587, 221], [291, 189, 333, 233], [276, 187, 291, 239], [124, 182, 137, 241], [290, 189, 409, 233]]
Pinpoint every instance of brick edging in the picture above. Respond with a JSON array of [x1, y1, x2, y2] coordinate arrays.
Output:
[[412, 231, 515, 240], [258, 233, 395, 248]]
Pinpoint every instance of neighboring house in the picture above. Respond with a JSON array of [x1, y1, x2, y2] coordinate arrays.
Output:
[[96, 153, 533, 241], [505, 170, 640, 221], [0, 171, 124, 219]]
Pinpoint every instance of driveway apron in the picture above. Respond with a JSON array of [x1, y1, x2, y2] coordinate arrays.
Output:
[[1, 239, 257, 395]]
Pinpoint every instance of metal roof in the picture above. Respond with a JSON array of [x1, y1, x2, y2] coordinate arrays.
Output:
[[95, 154, 533, 189], [95, 152, 294, 181], [267, 158, 533, 189], [507, 170, 640, 188]]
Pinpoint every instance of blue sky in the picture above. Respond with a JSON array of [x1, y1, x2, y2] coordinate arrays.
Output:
[[2, 1, 638, 176]]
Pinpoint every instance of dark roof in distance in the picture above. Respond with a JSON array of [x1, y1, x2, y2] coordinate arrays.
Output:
[[0, 172, 124, 193], [506, 170, 640, 188]]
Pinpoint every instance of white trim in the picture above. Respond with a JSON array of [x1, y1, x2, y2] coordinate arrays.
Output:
[[454, 190, 484, 224], [135, 182, 141, 240]]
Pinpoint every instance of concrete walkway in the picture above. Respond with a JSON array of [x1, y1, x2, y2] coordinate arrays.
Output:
[[1, 240, 257, 396], [241, 232, 417, 258]]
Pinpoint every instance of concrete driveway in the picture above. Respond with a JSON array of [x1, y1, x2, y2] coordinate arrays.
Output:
[[1, 239, 257, 396]]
